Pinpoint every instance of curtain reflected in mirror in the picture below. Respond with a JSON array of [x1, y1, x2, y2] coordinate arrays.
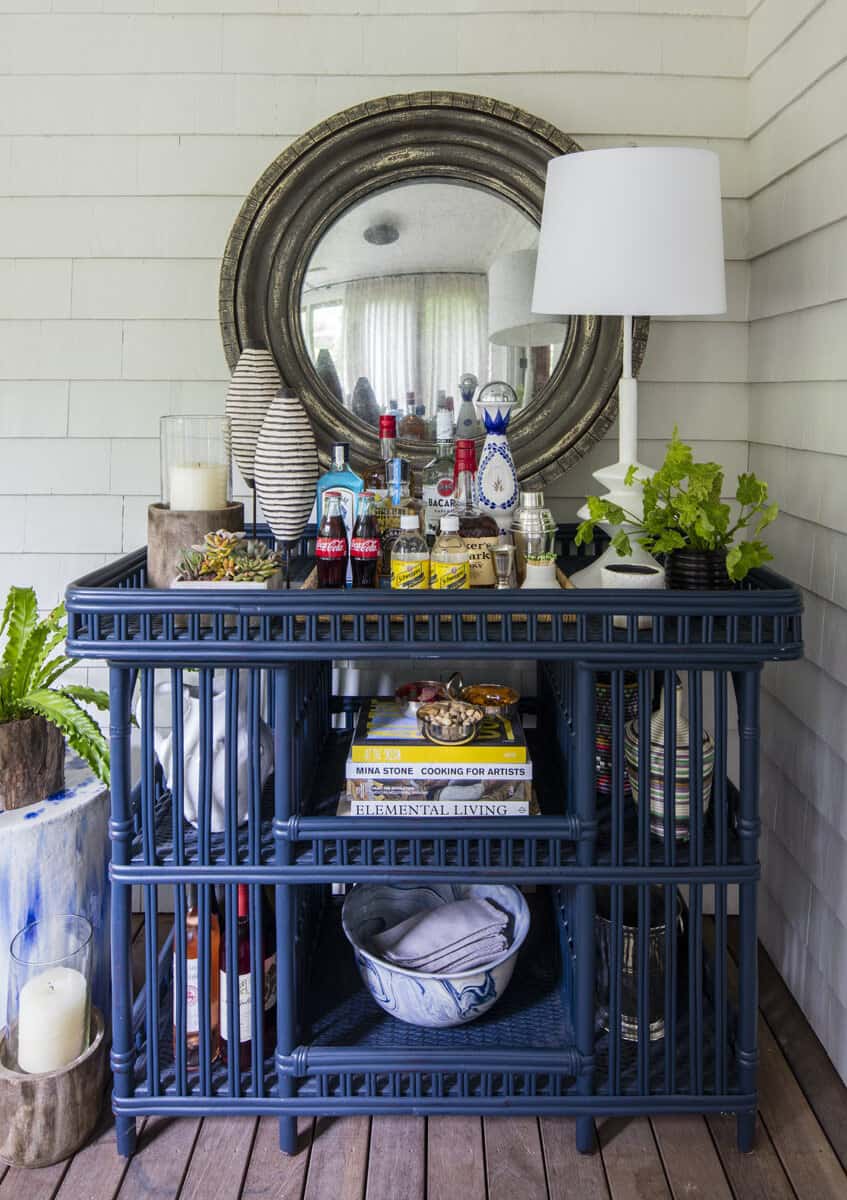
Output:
[[299, 180, 567, 435]]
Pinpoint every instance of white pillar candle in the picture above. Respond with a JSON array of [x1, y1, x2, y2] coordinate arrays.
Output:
[[169, 464, 228, 511], [17, 965, 89, 1074]]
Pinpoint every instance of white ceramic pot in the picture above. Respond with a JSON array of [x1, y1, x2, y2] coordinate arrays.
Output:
[[521, 560, 558, 589], [601, 560, 665, 628], [136, 673, 273, 832]]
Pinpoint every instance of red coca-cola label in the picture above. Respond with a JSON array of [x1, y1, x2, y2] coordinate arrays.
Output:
[[316, 537, 347, 559], [351, 537, 380, 558]]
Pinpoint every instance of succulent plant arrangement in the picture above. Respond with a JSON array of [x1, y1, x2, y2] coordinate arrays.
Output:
[[576, 429, 778, 583], [175, 530, 284, 584], [0, 586, 110, 783]]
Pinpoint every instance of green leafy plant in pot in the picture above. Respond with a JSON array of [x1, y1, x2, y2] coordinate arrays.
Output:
[[0, 587, 109, 810], [575, 430, 778, 588]]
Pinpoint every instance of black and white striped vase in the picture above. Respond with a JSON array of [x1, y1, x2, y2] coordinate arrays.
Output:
[[226, 341, 281, 491], [254, 388, 319, 552]]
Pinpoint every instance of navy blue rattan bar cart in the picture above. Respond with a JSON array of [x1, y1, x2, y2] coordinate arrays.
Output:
[[65, 526, 803, 1158]]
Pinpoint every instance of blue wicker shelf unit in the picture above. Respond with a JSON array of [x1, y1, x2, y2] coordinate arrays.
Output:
[[65, 526, 803, 1158]]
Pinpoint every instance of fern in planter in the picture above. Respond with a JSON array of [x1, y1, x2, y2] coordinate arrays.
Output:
[[0, 586, 109, 784], [575, 429, 778, 583]]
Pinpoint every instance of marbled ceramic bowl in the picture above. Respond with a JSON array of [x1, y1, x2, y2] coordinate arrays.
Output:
[[341, 883, 530, 1028]]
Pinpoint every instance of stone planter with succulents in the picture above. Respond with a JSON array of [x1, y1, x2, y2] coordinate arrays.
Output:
[[174, 530, 285, 590], [0, 587, 109, 811], [576, 429, 778, 590]]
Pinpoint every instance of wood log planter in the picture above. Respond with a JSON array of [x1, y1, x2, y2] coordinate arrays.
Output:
[[0, 715, 64, 812], [0, 1007, 107, 1168]]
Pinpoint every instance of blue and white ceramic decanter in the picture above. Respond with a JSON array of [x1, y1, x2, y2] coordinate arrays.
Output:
[[475, 381, 519, 530]]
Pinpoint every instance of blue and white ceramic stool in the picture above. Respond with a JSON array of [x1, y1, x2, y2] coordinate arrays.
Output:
[[0, 753, 110, 1033]]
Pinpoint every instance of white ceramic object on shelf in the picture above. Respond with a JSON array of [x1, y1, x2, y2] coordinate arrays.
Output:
[[624, 683, 715, 843], [522, 560, 558, 589], [474, 382, 519, 531], [342, 883, 530, 1028], [226, 342, 281, 491], [600, 559, 665, 628], [137, 674, 273, 833], [254, 387, 320, 548]]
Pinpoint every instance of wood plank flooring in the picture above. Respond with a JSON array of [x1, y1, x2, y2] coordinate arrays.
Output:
[[9, 924, 844, 1200]]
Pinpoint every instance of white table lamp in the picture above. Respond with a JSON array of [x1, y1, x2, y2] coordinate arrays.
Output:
[[532, 147, 726, 585]]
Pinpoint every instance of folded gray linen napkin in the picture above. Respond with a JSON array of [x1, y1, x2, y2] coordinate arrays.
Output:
[[371, 897, 510, 973]]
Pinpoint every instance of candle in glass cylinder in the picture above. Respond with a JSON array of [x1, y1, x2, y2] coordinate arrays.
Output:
[[169, 464, 229, 511], [16, 965, 89, 1073]]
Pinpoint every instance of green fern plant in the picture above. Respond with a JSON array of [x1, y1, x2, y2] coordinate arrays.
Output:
[[0, 587, 109, 784]]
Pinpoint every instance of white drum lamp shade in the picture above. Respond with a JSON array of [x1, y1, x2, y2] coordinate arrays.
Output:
[[532, 147, 726, 318], [488, 249, 567, 347], [531, 147, 726, 586]]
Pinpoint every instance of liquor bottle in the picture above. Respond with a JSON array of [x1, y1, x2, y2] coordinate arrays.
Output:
[[351, 492, 381, 588], [175, 883, 221, 1068], [364, 414, 408, 491], [391, 514, 430, 589], [316, 491, 348, 588], [316, 442, 363, 584], [422, 407, 456, 538], [431, 513, 470, 590], [453, 438, 499, 587], [398, 392, 426, 440], [455, 372, 482, 440], [220, 885, 277, 1071]]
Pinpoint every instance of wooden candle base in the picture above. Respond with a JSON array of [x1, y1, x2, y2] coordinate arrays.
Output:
[[146, 501, 245, 589], [0, 1007, 107, 1168]]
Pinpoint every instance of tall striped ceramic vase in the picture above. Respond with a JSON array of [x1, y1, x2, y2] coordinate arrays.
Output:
[[254, 388, 320, 556], [226, 341, 281, 496]]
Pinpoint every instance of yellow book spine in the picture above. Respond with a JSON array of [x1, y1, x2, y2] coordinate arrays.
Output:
[[350, 744, 527, 764]]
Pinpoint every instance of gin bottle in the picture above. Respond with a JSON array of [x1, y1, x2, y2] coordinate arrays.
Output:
[[316, 442, 363, 585]]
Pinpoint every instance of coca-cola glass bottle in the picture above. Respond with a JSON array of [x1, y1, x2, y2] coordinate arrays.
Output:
[[351, 492, 381, 589], [316, 491, 348, 587]]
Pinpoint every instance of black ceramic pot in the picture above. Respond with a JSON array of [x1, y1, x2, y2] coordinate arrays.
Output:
[[665, 549, 732, 590]]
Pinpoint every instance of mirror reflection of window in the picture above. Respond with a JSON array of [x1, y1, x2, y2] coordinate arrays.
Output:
[[300, 180, 557, 431]]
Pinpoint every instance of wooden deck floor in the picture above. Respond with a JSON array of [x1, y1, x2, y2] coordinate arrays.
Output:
[[3, 925, 845, 1200]]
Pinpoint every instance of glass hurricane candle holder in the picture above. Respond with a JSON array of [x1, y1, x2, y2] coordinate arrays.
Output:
[[161, 415, 232, 512], [6, 915, 92, 1074]]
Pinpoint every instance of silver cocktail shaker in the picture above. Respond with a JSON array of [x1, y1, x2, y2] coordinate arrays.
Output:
[[511, 491, 557, 584]]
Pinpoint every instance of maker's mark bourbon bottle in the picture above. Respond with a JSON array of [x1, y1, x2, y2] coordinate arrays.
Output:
[[453, 438, 499, 587]]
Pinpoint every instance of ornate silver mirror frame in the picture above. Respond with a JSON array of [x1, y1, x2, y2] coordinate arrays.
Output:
[[220, 91, 648, 486]]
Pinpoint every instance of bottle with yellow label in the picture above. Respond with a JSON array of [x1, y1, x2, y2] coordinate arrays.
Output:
[[430, 513, 470, 590], [390, 514, 430, 589]]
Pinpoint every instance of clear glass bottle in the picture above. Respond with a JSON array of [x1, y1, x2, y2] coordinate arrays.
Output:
[[364, 414, 409, 492], [316, 442, 363, 585], [316, 491, 348, 588], [175, 884, 221, 1068], [398, 392, 426, 440], [422, 408, 456, 538], [453, 438, 499, 587], [390, 514, 430, 589], [431, 513, 469, 590], [455, 373, 482, 441]]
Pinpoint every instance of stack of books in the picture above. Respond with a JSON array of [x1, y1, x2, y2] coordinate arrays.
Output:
[[342, 699, 533, 817]]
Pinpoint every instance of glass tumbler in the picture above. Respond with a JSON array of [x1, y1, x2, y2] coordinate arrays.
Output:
[[6, 915, 93, 1074], [595, 887, 679, 1043], [161, 415, 232, 512]]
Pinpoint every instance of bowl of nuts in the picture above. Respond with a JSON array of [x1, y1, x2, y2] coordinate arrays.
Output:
[[394, 680, 449, 717], [416, 699, 485, 745]]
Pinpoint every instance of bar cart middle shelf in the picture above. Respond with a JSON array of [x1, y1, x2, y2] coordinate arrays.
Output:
[[65, 527, 803, 1158]]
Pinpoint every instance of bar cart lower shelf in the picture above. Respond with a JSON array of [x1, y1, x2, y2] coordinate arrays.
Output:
[[64, 526, 803, 1158]]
